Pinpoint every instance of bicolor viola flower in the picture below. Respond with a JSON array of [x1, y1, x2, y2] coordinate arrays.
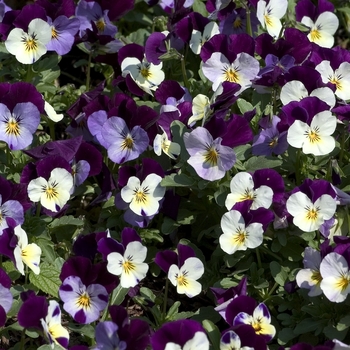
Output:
[[121, 173, 165, 217], [219, 210, 264, 255], [225, 172, 273, 211], [153, 126, 181, 159], [41, 300, 70, 349], [234, 303, 276, 342], [59, 275, 108, 324], [296, 247, 323, 296], [100, 116, 149, 164], [286, 191, 337, 232], [27, 167, 74, 212], [0, 268, 13, 327], [287, 110, 336, 156], [256, 0, 288, 38], [220, 330, 254, 350], [315, 61, 350, 101], [0, 194, 24, 235], [184, 127, 236, 181], [168, 256, 204, 298], [151, 319, 209, 350], [121, 56, 165, 95], [0, 101, 41, 151], [202, 52, 259, 92], [13, 225, 41, 275], [5, 18, 51, 64], [107, 240, 149, 288], [190, 21, 220, 55], [188, 94, 211, 126], [320, 252, 350, 303]]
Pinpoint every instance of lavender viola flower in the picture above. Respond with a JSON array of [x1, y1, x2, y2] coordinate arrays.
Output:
[[219, 8, 258, 35], [0, 268, 13, 327], [151, 319, 209, 350], [59, 275, 108, 324], [0, 194, 24, 235], [92, 321, 127, 350], [46, 15, 80, 55], [183, 127, 236, 181]]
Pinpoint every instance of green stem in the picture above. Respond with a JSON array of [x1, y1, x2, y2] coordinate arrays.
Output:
[[339, 126, 346, 165], [86, 51, 92, 91], [295, 148, 302, 185], [36, 202, 42, 217], [180, 55, 189, 89], [267, 282, 279, 297], [6, 144, 12, 170], [255, 247, 262, 269], [259, 245, 283, 262], [24, 265, 29, 286], [60, 71, 85, 85], [25, 65, 33, 83], [245, 5, 252, 37], [162, 278, 169, 319], [48, 119, 55, 141], [20, 329, 26, 350], [271, 87, 277, 116], [101, 294, 113, 321]]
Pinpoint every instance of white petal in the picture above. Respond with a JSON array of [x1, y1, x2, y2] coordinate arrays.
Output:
[[121, 176, 141, 203], [183, 332, 209, 350], [177, 278, 202, 298], [44, 101, 64, 122], [168, 264, 180, 287], [280, 81, 308, 105], [310, 87, 335, 107], [286, 192, 311, 217], [315, 61, 334, 84], [314, 194, 337, 220], [315, 12, 339, 36], [181, 257, 204, 280], [267, 0, 288, 19], [245, 223, 264, 248], [287, 120, 309, 149], [124, 241, 147, 263], [22, 243, 41, 274], [252, 185, 273, 209], [107, 252, 124, 276]]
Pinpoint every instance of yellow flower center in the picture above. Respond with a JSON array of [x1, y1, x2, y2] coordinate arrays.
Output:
[[121, 135, 134, 150], [252, 320, 263, 334], [76, 292, 91, 309], [305, 206, 319, 221], [95, 18, 106, 32], [45, 186, 58, 200], [239, 188, 256, 201], [133, 186, 149, 204], [51, 27, 58, 40], [336, 274, 350, 291], [224, 68, 239, 83], [140, 67, 151, 78], [311, 270, 322, 284], [306, 128, 321, 143], [204, 146, 219, 166], [233, 17, 242, 29], [23, 36, 38, 52], [310, 29, 321, 41], [5, 119, 20, 136], [264, 14, 273, 27], [122, 259, 136, 274], [176, 271, 189, 286], [329, 77, 342, 90], [269, 137, 278, 148], [233, 228, 247, 244]]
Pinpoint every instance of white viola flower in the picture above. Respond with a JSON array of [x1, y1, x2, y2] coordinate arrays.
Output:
[[296, 247, 323, 296], [220, 330, 254, 350], [165, 332, 209, 350], [188, 94, 211, 126], [315, 61, 350, 101], [225, 172, 273, 211], [256, 0, 288, 37], [168, 257, 204, 298], [107, 241, 149, 288], [44, 101, 64, 122], [280, 80, 335, 108], [202, 52, 259, 92], [320, 252, 350, 303], [287, 111, 336, 156], [301, 12, 339, 48], [13, 225, 41, 275], [190, 21, 220, 55], [27, 168, 74, 212], [286, 192, 337, 232], [219, 210, 264, 255], [153, 126, 181, 159], [121, 56, 165, 95], [5, 19, 51, 64], [121, 174, 166, 216], [40, 300, 69, 348]]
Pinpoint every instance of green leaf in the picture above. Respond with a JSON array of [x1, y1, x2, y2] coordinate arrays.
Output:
[[191, 306, 221, 324], [126, 28, 150, 46], [2, 260, 21, 281], [324, 324, 348, 341], [244, 156, 282, 171], [110, 284, 129, 305], [270, 261, 289, 286], [277, 328, 296, 344], [161, 173, 195, 187], [237, 98, 254, 114], [202, 320, 221, 350], [29, 262, 61, 297], [234, 144, 251, 161], [49, 215, 84, 228], [293, 318, 325, 335], [337, 315, 350, 331], [66, 323, 95, 339], [166, 301, 181, 320], [36, 237, 56, 264], [140, 287, 157, 303], [193, 0, 208, 17], [37, 345, 64, 350]]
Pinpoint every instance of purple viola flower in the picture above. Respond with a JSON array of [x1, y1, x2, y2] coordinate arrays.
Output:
[[219, 8, 259, 35], [59, 275, 108, 324], [0, 194, 24, 235], [93, 321, 127, 350], [0, 268, 12, 327], [46, 15, 80, 55], [151, 319, 209, 350], [252, 115, 288, 156], [184, 127, 236, 181]]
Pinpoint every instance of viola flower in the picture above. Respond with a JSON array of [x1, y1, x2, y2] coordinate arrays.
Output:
[[92, 321, 127, 350], [287, 111, 336, 156], [219, 210, 264, 255], [27, 168, 74, 212], [286, 191, 337, 232], [0, 194, 24, 235], [183, 127, 236, 181], [151, 319, 209, 350], [256, 0, 288, 37], [296, 247, 323, 296], [153, 126, 181, 159], [121, 56, 165, 95], [98, 116, 149, 164], [188, 94, 211, 126], [202, 52, 259, 93], [40, 300, 70, 349], [5, 18, 51, 64], [59, 275, 108, 324], [107, 240, 148, 288], [190, 21, 220, 55], [13, 225, 41, 275], [0, 101, 40, 151], [225, 172, 273, 211], [315, 61, 350, 101], [234, 303, 276, 341], [320, 252, 350, 303], [121, 173, 165, 217], [44, 100, 64, 122], [220, 330, 254, 350], [0, 268, 13, 327], [168, 256, 204, 298]]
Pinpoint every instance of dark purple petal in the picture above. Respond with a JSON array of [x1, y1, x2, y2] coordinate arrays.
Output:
[[155, 250, 178, 273], [145, 32, 167, 65], [225, 296, 257, 326], [252, 169, 285, 203], [18, 295, 48, 329], [59, 256, 94, 285], [36, 155, 72, 180], [13, 4, 47, 32]]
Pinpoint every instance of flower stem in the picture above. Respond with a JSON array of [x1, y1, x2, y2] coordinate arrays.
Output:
[[86, 51, 92, 91], [255, 247, 262, 269], [295, 148, 302, 185], [339, 125, 347, 165], [180, 55, 189, 89], [245, 4, 252, 37], [48, 119, 55, 141], [25, 64, 33, 83], [20, 329, 26, 350], [36, 202, 42, 217]]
